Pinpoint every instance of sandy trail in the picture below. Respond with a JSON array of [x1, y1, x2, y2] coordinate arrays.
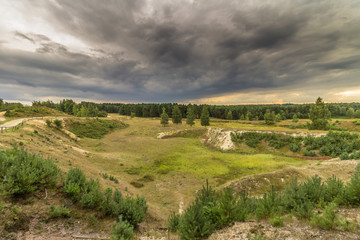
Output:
[[0, 111, 5, 122], [0, 118, 28, 128]]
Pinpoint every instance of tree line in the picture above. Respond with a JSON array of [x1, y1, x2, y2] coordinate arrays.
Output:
[[32, 99, 107, 117], [28, 99, 360, 121]]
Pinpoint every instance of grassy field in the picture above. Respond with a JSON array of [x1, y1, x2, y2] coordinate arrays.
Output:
[[71, 115, 307, 218], [2, 113, 360, 239]]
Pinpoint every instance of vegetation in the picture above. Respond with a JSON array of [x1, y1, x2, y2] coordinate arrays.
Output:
[[231, 130, 360, 158], [308, 97, 331, 130], [65, 118, 127, 139], [49, 205, 71, 219], [2, 106, 64, 118], [111, 216, 134, 240], [63, 168, 147, 228], [170, 163, 360, 238], [33, 99, 107, 117], [160, 107, 169, 126], [53, 119, 63, 128], [264, 109, 275, 125], [200, 106, 210, 127], [186, 105, 196, 127], [0, 147, 60, 196], [172, 105, 182, 124]]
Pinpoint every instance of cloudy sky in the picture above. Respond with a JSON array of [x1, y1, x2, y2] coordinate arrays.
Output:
[[0, 0, 359, 104]]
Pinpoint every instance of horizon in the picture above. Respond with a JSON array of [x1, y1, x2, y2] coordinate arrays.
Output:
[[1, 0, 360, 104]]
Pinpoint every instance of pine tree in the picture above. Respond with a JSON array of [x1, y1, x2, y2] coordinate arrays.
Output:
[[309, 97, 331, 130], [347, 108, 355, 119], [172, 105, 182, 124], [160, 108, 169, 126], [275, 114, 282, 122], [226, 110, 233, 120], [292, 114, 299, 123], [264, 109, 275, 125], [186, 105, 196, 127], [200, 106, 210, 127]]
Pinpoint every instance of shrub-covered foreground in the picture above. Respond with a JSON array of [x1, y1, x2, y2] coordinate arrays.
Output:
[[0, 147, 147, 239], [0, 147, 60, 196], [64, 168, 147, 229], [231, 131, 360, 159], [169, 165, 360, 240]]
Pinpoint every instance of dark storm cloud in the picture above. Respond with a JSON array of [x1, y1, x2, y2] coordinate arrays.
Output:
[[1, 0, 360, 103]]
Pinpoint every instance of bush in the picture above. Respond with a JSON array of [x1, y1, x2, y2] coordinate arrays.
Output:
[[324, 176, 345, 204], [0, 147, 60, 196], [111, 216, 134, 240], [345, 164, 360, 205], [45, 119, 52, 127], [49, 205, 70, 218], [290, 143, 301, 152], [167, 212, 180, 232], [65, 118, 127, 139], [53, 119, 63, 128], [270, 215, 284, 227], [310, 203, 340, 230], [63, 168, 87, 202], [178, 202, 214, 240]]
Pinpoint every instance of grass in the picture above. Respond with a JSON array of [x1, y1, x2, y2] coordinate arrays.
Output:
[[3, 106, 65, 118], [65, 118, 128, 139]]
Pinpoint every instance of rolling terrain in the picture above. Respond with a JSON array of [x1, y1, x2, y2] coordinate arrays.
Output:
[[0, 110, 360, 239]]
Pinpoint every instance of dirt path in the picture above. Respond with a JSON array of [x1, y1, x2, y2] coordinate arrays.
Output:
[[0, 116, 67, 128], [0, 111, 5, 122]]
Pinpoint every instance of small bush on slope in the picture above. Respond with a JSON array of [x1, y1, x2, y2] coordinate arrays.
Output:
[[0, 147, 60, 196]]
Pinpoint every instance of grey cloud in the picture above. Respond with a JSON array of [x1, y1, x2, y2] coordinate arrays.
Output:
[[0, 0, 360, 103]]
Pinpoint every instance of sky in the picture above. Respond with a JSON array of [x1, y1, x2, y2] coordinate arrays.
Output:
[[0, 0, 359, 105]]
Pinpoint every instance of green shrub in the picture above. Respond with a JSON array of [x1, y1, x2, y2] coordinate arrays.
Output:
[[340, 152, 350, 160], [290, 143, 300, 152], [80, 187, 104, 209], [270, 215, 284, 227], [324, 176, 345, 204], [111, 216, 134, 240], [167, 212, 180, 232], [11, 205, 20, 214], [45, 119, 52, 127], [0, 147, 60, 196], [49, 205, 70, 218], [53, 119, 62, 128], [178, 202, 214, 240], [65, 118, 127, 139], [63, 168, 87, 202], [345, 164, 360, 205], [119, 196, 148, 228], [310, 203, 340, 230]]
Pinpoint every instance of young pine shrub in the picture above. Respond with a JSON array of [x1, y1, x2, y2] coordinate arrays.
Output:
[[49, 205, 71, 219], [255, 186, 282, 221], [301, 175, 325, 204], [45, 119, 52, 127], [345, 164, 360, 206], [119, 196, 148, 228], [53, 119, 63, 128], [270, 215, 284, 227], [178, 202, 214, 240], [111, 216, 134, 240], [212, 187, 241, 228], [167, 212, 180, 232], [63, 168, 87, 202], [310, 203, 340, 230], [323, 175, 345, 204], [290, 143, 301, 153], [0, 147, 60, 196]]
